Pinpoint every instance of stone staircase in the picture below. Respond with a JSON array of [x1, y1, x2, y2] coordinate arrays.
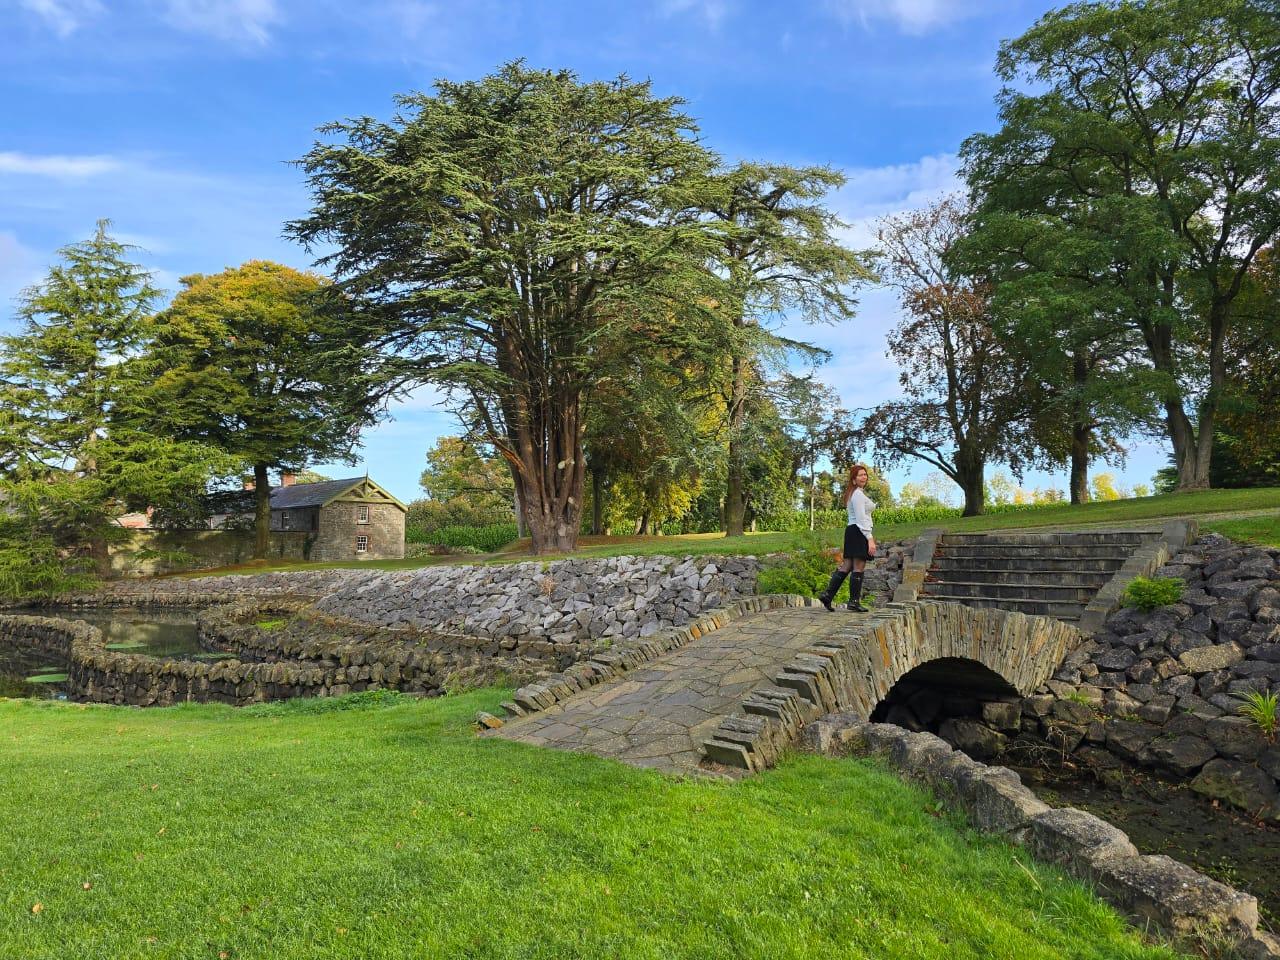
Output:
[[920, 531, 1160, 624]]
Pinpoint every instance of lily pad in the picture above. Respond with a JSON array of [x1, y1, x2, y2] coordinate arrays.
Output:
[[105, 641, 145, 650], [25, 673, 68, 684]]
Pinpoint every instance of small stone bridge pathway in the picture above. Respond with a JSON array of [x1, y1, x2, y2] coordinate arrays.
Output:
[[494, 600, 1083, 776], [495, 606, 837, 773]]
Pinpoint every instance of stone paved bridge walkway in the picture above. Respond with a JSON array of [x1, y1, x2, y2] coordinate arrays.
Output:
[[494, 599, 1085, 775], [494, 607, 841, 773]]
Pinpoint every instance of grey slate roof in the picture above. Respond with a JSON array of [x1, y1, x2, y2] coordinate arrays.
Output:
[[268, 477, 366, 510]]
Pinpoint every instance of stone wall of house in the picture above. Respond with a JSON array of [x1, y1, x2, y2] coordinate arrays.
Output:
[[107, 530, 314, 576], [312, 501, 405, 562]]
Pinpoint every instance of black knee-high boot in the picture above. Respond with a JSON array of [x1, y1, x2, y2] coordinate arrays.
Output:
[[818, 570, 848, 612], [846, 572, 868, 612]]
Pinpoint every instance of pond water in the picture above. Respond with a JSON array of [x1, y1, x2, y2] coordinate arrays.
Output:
[[1009, 754, 1280, 929], [0, 607, 222, 700]]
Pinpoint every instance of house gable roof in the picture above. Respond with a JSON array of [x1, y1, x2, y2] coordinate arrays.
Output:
[[268, 477, 407, 512]]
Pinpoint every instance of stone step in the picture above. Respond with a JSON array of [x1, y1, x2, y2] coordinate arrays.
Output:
[[926, 567, 1115, 586], [934, 543, 1135, 560], [921, 593, 1085, 621], [930, 555, 1126, 574], [920, 579, 1098, 603], [940, 531, 1157, 547]]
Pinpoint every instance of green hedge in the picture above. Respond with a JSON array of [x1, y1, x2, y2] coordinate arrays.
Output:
[[759, 501, 1067, 532], [409, 523, 519, 553]]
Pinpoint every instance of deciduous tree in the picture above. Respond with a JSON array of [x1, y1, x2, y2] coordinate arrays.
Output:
[[146, 261, 376, 559], [961, 0, 1280, 490], [856, 196, 1038, 516]]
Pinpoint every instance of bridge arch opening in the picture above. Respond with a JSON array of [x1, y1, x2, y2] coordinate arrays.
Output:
[[869, 657, 1022, 760]]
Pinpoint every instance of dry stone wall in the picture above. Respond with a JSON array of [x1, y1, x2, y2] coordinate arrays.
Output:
[[904, 534, 1280, 824]]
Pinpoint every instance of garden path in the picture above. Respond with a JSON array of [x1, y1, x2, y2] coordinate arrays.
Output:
[[493, 607, 845, 774]]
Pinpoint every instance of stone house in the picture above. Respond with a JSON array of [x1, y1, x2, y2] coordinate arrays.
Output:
[[267, 476, 407, 561]]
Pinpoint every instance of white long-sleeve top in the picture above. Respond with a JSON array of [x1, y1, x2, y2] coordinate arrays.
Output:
[[847, 488, 875, 537]]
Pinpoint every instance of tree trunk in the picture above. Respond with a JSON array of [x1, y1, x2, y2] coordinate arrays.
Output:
[[809, 463, 816, 532], [1069, 422, 1090, 505], [724, 346, 747, 537], [590, 467, 603, 536], [956, 445, 985, 517], [253, 462, 271, 560], [636, 510, 650, 536], [510, 399, 585, 556]]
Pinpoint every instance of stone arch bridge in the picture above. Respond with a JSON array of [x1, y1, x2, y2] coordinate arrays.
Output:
[[496, 598, 1082, 775]]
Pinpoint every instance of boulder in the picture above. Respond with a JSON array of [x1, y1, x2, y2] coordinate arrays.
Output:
[[1205, 716, 1266, 762], [1105, 720, 1157, 763], [1191, 758, 1280, 821], [1178, 642, 1243, 674], [980, 700, 1022, 732], [939, 718, 1007, 760], [1025, 808, 1138, 881], [1095, 854, 1259, 939], [1146, 734, 1216, 776]]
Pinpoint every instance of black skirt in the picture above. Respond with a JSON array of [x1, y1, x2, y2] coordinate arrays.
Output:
[[843, 524, 873, 561]]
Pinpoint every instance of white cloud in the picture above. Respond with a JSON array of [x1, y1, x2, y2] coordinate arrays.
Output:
[[17, 0, 103, 37], [832, 152, 962, 247], [0, 150, 122, 179], [825, 0, 982, 34], [657, 0, 732, 30], [161, 0, 282, 46]]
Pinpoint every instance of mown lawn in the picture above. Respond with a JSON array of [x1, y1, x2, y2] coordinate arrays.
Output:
[[1203, 514, 1280, 548], [184, 487, 1280, 577], [0, 691, 1181, 960]]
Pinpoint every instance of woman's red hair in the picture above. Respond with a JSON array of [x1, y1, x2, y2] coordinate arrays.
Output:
[[842, 463, 871, 506]]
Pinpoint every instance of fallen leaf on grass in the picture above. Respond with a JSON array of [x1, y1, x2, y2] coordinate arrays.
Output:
[[31, 903, 42, 914]]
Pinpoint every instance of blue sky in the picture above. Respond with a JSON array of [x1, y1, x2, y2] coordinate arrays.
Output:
[[1, 0, 1168, 505]]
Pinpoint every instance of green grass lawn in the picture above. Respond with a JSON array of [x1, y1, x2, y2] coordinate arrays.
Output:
[[182, 487, 1280, 577], [0, 691, 1182, 960], [1202, 514, 1280, 548]]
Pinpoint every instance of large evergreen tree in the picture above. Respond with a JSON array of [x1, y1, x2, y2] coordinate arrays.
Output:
[[145, 260, 377, 559], [289, 63, 724, 554], [702, 162, 870, 536], [0, 222, 230, 591]]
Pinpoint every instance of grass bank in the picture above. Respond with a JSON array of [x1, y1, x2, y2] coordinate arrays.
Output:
[[0, 690, 1178, 960], [182, 487, 1280, 577]]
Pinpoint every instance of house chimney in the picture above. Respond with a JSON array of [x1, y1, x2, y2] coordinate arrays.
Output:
[[280, 472, 297, 487]]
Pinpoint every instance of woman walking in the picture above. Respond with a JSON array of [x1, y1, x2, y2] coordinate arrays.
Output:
[[818, 463, 877, 612]]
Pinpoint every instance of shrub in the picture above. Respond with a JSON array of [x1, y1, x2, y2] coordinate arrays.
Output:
[[1121, 576, 1184, 612], [756, 536, 849, 603], [1236, 690, 1278, 742], [419, 523, 519, 554]]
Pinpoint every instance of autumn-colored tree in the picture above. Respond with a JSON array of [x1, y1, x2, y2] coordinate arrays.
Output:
[[855, 196, 1038, 516], [146, 261, 377, 559]]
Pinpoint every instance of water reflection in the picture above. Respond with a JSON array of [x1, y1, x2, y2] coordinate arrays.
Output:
[[0, 606, 209, 699]]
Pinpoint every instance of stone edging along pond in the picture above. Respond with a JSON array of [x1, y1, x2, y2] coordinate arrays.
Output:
[[804, 716, 1280, 960], [0, 599, 546, 707]]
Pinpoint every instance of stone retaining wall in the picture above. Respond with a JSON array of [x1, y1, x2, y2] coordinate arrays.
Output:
[[900, 533, 1280, 824], [0, 603, 538, 707], [805, 718, 1278, 959]]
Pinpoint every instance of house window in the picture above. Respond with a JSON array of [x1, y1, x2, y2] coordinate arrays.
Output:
[[281, 512, 292, 530], [356, 535, 369, 553], [357, 504, 370, 525]]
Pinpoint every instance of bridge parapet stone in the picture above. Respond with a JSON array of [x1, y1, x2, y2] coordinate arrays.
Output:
[[703, 600, 1084, 772]]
